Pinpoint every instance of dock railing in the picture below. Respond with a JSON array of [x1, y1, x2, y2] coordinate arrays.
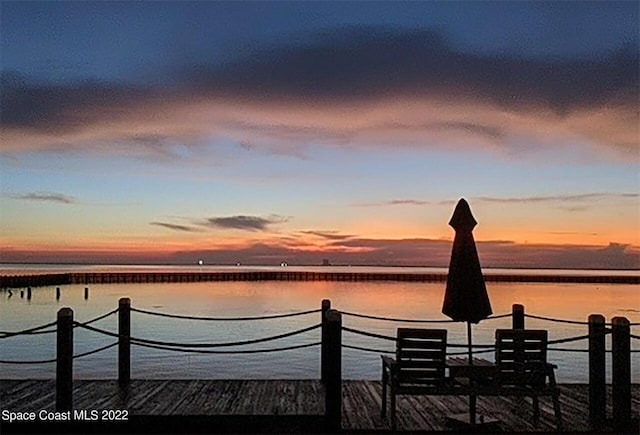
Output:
[[0, 299, 638, 431]]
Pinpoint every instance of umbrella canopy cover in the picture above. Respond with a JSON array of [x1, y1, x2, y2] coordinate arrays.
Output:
[[442, 198, 492, 323]]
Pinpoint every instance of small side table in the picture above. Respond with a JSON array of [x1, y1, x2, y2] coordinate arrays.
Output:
[[446, 357, 500, 428]]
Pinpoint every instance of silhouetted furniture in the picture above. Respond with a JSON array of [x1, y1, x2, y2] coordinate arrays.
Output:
[[487, 329, 563, 429], [446, 357, 499, 427], [381, 328, 455, 429]]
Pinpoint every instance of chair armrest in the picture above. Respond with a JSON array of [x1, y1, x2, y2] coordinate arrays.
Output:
[[381, 355, 397, 386], [381, 355, 397, 369]]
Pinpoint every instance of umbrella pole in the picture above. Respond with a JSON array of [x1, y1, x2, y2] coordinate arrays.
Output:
[[467, 322, 476, 425], [467, 322, 473, 364]]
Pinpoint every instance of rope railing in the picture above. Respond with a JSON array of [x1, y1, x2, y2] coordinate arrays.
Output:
[[0, 356, 57, 365], [485, 313, 512, 320], [523, 314, 639, 327], [342, 326, 496, 348], [0, 308, 118, 339], [547, 333, 595, 352], [340, 311, 456, 323], [72, 342, 118, 359], [340, 311, 511, 323], [0, 341, 117, 364], [132, 340, 321, 354], [342, 326, 397, 341], [341, 327, 605, 356], [342, 344, 393, 354], [77, 309, 119, 327], [75, 321, 321, 348], [548, 334, 589, 345], [340, 309, 636, 330], [0, 320, 58, 339], [341, 343, 497, 356], [131, 307, 320, 321], [524, 313, 589, 325]]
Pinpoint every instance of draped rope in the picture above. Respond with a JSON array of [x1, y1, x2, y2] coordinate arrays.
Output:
[[131, 307, 320, 321], [131, 340, 321, 354], [0, 320, 57, 339], [75, 321, 321, 348]]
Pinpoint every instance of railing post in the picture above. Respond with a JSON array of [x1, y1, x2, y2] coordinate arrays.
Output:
[[56, 307, 73, 411], [325, 309, 342, 433], [118, 298, 131, 387], [588, 314, 605, 425], [611, 316, 630, 432], [321, 299, 331, 383], [512, 304, 524, 329]]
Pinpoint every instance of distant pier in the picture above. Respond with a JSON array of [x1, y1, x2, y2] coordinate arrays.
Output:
[[0, 271, 638, 288]]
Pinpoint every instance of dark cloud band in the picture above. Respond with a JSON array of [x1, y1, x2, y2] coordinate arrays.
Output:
[[2, 27, 637, 135], [150, 222, 202, 232], [189, 27, 638, 113], [10, 192, 76, 204], [203, 215, 289, 231]]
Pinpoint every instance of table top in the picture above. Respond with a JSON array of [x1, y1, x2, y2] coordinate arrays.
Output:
[[446, 357, 495, 367], [446, 357, 498, 379]]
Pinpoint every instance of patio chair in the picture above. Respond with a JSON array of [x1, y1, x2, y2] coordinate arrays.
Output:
[[381, 328, 453, 429], [493, 329, 562, 429]]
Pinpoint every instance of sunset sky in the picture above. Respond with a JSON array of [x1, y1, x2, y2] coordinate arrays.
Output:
[[1, 1, 638, 268]]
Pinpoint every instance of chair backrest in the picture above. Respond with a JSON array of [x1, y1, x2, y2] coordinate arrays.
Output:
[[495, 329, 548, 387], [395, 328, 447, 386]]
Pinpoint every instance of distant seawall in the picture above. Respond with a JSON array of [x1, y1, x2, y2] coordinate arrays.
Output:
[[1, 271, 638, 288]]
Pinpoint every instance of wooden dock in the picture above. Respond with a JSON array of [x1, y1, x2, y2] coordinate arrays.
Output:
[[1, 270, 638, 288], [1, 380, 638, 433]]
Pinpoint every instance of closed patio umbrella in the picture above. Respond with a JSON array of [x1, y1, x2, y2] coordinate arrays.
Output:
[[442, 198, 492, 357], [442, 198, 493, 425]]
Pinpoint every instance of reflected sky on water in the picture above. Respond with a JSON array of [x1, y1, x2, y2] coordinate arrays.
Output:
[[1, 279, 638, 382]]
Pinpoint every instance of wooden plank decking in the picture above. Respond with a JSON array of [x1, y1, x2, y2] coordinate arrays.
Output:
[[1, 380, 639, 433]]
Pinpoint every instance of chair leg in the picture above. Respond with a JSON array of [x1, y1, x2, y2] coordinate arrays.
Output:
[[552, 393, 563, 431], [548, 369, 563, 431], [381, 369, 388, 417], [532, 395, 540, 421], [391, 392, 397, 430]]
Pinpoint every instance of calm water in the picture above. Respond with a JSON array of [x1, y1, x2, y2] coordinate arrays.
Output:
[[1, 267, 638, 383]]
